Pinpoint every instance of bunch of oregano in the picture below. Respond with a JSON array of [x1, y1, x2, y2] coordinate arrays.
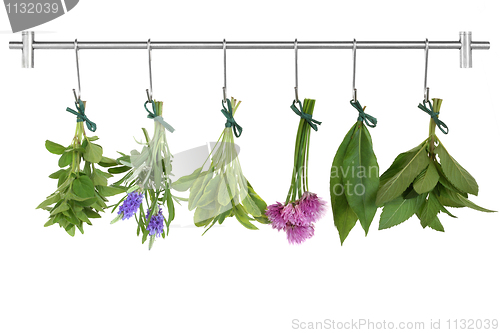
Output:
[[110, 100, 183, 249], [172, 97, 269, 234], [376, 98, 495, 231], [37, 100, 126, 236], [330, 100, 379, 244]]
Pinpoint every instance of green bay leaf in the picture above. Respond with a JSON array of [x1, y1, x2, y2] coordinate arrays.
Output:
[[330, 123, 358, 244], [342, 124, 379, 234]]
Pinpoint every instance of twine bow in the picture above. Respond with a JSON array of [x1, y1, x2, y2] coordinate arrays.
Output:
[[221, 98, 243, 138], [350, 99, 377, 128], [65, 99, 97, 132], [144, 100, 175, 133], [290, 100, 322, 131], [418, 99, 449, 134]]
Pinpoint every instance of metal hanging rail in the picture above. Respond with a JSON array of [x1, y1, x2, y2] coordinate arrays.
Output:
[[9, 31, 489, 68]]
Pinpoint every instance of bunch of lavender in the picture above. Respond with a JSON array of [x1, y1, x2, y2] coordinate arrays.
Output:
[[266, 99, 327, 244], [110, 100, 183, 249]]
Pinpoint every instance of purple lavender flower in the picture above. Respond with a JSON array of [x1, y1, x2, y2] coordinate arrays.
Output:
[[285, 224, 315, 245], [266, 202, 286, 231], [298, 191, 327, 224], [146, 206, 164, 237], [118, 191, 144, 220]]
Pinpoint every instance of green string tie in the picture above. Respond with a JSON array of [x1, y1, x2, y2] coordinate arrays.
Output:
[[144, 100, 175, 133], [221, 98, 243, 138], [418, 99, 449, 134], [350, 99, 377, 128], [65, 99, 97, 132], [290, 100, 322, 131]]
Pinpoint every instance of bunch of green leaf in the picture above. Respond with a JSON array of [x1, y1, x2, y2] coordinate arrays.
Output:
[[330, 100, 379, 244], [37, 101, 126, 236], [172, 97, 269, 234], [110, 100, 183, 249], [376, 98, 495, 232]]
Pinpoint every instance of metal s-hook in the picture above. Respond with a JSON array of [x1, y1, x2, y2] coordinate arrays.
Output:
[[73, 39, 81, 102], [146, 39, 153, 102], [222, 39, 227, 103], [424, 38, 430, 102], [294, 39, 299, 103], [352, 38, 357, 102]]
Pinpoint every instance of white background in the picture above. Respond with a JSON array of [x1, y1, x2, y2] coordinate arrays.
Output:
[[0, 1, 499, 332]]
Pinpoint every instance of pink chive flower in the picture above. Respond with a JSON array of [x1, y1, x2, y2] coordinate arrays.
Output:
[[266, 202, 286, 231], [266, 191, 326, 245], [286, 224, 315, 245], [299, 191, 327, 224]]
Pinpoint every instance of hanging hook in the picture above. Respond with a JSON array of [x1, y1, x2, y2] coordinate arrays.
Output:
[[146, 39, 153, 103], [424, 38, 430, 102], [222, 39, 227, 103], [352, 38, 357, 102], [73, 39, 81, 102], [294, 38, 299, 102]]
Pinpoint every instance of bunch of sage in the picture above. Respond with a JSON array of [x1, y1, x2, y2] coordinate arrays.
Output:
[[172, 97, 269, 234], [266, 99, 327, 244], [37, 100, 126, 236], [377, 98, 495, 231], [110, 100, 182, 249], [330, 100, 379, 244]]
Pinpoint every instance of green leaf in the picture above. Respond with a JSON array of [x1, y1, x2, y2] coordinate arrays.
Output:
[[37, 193, 61, 209], [45, 140, 66, 155], [242, 191, 261, 217], [193, 204, 216, 226], [96, 185, 126, 197], [441, 188, 495, 213], [435, 141, 478, 195], [188, 168, 213, 211], [376, 141, 429, 206], [58, 152, 73, 168], [197, 174, 221, 207], [379, 141, 426, 188], [86, 136, 99, 142], [84, 208, 101, 219], [98, 156, 119, 168], [342, 124, 379, 234], [73, 176, 95, 199], [172, 167, 203, 192], [65, 225, 76, 237], [218, 177, 231, 206], [247, 182, 268, 215], [413, 160, 440, 194], [108, 166, 132, 174], [91, 170, 108, 187], [330, 123, 358, 244], [379, 194, 425, 230], [234, 205, 258, 230], [83, 141, 103, 163], [418, 192, 441, 228], [49, 169, 67, 180], [51, 202, 69, 215], [426, 215, 445, 232]]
